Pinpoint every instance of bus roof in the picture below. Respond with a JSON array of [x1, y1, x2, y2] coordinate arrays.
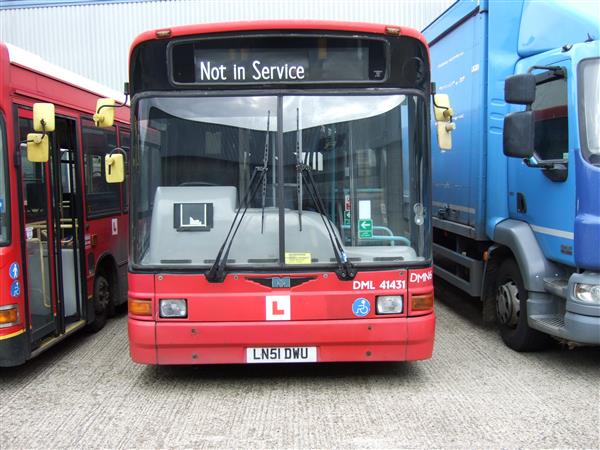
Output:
[[130, 20, 428, 55], [3, 42, 127, 103]]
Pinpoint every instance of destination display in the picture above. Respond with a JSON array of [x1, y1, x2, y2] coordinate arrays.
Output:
[[170, 36, 388, 85]]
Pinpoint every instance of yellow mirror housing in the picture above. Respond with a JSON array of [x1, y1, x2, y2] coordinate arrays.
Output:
[[33, 103, 55, 132], [94, 98, 116, 128], [437, 121, 456, 151], [105, 153, 125, 183], [433, 94, 453, 122], [26, 133, 49, 162]]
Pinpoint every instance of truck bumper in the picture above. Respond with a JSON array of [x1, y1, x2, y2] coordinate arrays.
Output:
[[563, 312, 600, 344], [565, 271, 600, 344], [128, 314, 435, 365]]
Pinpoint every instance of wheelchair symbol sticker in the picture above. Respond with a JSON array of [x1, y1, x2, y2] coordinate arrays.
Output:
[[10, 280, 21, 297], [352, 298, 370, 317], [9, 262, 20, 280]]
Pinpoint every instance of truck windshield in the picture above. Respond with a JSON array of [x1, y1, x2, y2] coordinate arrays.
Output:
[[579, 58, 600, 165], [0, 115, 8, 246], [132, 93, 429, 269]]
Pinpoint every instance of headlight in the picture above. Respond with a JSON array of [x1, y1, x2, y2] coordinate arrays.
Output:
[[159, 299, 188, 318], [574, 284, 600, 304], [376, 295, 403, 314]]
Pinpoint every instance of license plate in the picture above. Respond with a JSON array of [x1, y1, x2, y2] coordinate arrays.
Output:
[[246, 346, 317, 363]]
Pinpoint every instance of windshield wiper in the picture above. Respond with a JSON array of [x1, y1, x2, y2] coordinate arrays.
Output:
[[261, 112, 271, 234], [206, 111, 271, 283], [296, 108, 303, 231], [297, 163, 356, 281]]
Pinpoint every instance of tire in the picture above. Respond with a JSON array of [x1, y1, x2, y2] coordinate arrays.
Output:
[[86, 273, 111, 333], [495, 259, 551, 351]]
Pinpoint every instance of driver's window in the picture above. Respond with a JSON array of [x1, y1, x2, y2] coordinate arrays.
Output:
[[532, 75, 568, 161]]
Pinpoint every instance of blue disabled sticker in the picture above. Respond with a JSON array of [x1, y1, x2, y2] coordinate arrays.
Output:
[[352, 298, 371, 317], [10, 280, 21, 297], [9, 262, 20, 280]]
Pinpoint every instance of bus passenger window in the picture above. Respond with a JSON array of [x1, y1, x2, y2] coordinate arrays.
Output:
[[82, 119, 120, 216]]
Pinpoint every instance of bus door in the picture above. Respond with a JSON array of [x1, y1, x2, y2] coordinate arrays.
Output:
[[18, 111, 57, 342], [52, 116, 85, 331], [17, 111, 84, 344]]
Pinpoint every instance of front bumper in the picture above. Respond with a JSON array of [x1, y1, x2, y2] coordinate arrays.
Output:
[[565, 271, 600, 344], [563, 312, 600, 344], [128, 314, 435, 365]]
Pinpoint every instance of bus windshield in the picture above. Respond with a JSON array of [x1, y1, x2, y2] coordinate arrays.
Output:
[[0, 116, 8, 246], [133, 93, 429, 269]]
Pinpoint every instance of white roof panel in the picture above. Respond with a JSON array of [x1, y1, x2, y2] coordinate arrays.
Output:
[[6, 43, 126, 103]]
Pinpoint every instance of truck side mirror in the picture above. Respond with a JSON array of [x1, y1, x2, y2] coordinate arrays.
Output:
[[503, 111, 534, 158], [505, 74, 536, 105], [33, 103, 55, 132], [26, 133, 49, 162], [433, 93, 456, 150], [94, 98, 116, 128], [105, 153, 125, 183]]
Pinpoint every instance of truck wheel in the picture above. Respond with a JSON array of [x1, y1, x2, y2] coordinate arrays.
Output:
[[86, 273, 110, 333], [495, 259, 551, 351]]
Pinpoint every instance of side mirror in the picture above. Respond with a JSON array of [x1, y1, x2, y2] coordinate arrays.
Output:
[[105, 153, 125, 183], [33, 103, 55, 132], [433, 93, 455, 150], [94, 98, 116, 128], [503, 111, 534, 158], [26, 133, 49, 162], [433, 94, 454, 122], [505, 74, 536, 105], [437, 122, 456, 151]]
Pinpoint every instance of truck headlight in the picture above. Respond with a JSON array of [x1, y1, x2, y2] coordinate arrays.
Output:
[[376, 295, 403, 314], [159, 299, 188, 318], [574, 284, 600, 304]]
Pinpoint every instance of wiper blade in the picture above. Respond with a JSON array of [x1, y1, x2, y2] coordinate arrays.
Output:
[[206, 166, 267, 282], [207, 111, 271, 283], [296, 108, 303, 231], [261, 111, 271, 234], [298, 164, 356, 281]]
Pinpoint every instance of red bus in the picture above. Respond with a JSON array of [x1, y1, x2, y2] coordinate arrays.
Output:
[[113, 21, 449, 365], [0, 43, 130, 366]]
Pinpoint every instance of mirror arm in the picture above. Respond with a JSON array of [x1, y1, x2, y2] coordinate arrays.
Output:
[[96, 93, 130, 115], [107, 146, 127, 160], [523, 157, 566, 169], [432, 94, 454, 122], [22, 120, 47, 145], [527, 65, 566, 78]]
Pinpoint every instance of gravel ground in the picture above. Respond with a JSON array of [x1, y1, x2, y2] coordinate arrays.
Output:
[[0, 288, 598, 449]]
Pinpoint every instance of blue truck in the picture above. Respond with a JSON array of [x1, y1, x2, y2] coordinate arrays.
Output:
[[423, 0, 600, 350]]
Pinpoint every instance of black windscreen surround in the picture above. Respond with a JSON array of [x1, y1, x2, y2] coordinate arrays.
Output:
[[171, 36, 387, 84], [130, 31, 429, 93]]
